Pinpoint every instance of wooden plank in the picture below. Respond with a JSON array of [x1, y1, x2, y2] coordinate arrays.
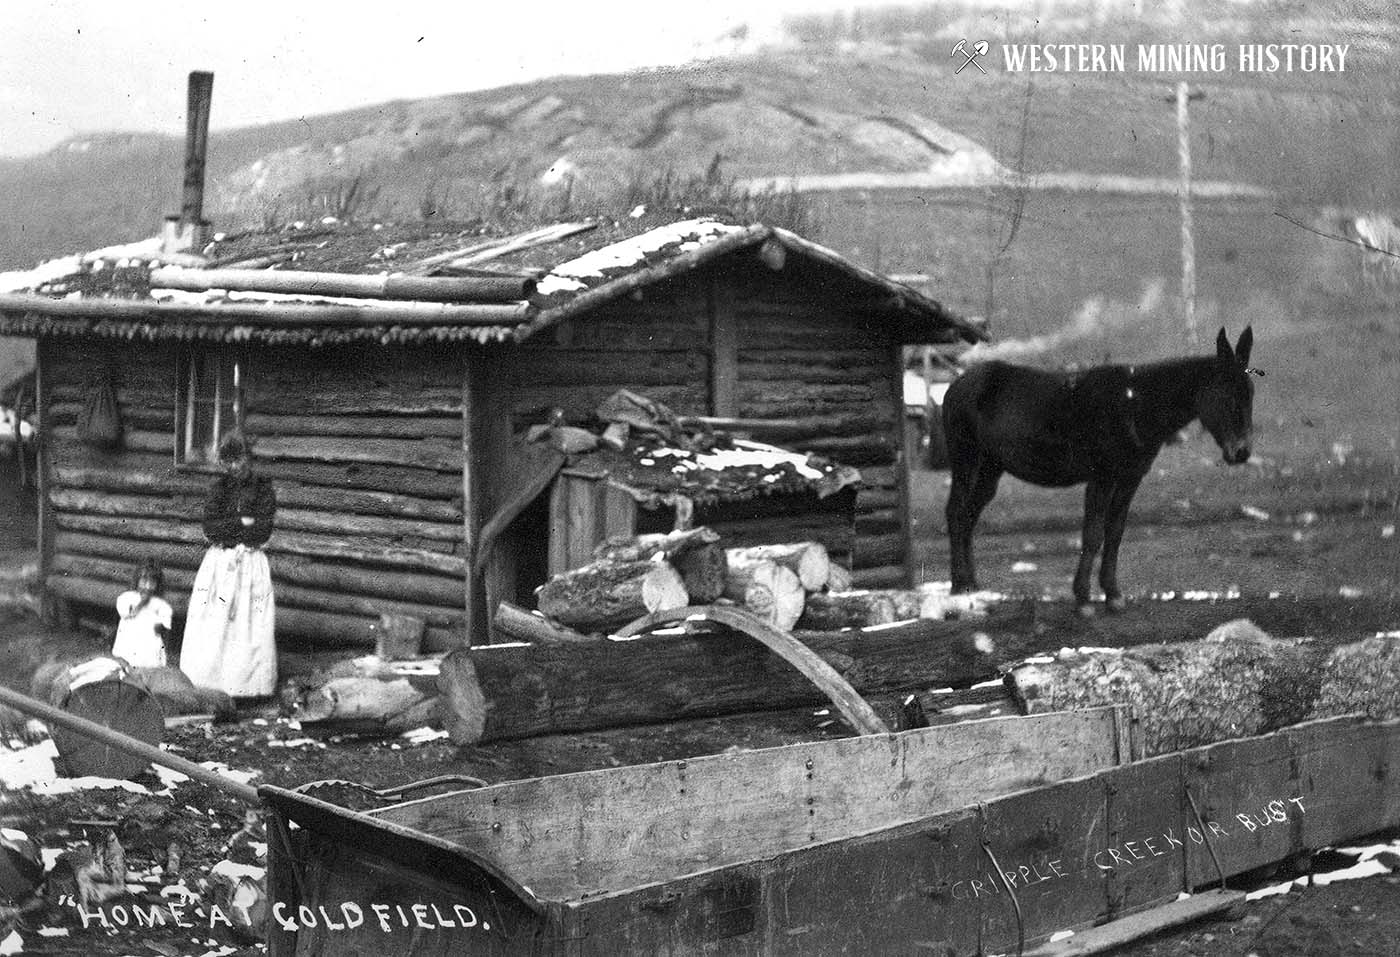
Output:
[[374, 708, 1126, 902], [1288, 716, 1398, 852], [892, 342, 913, 588], [1102, 754, 1188, 919], [35, 338, 53, 591], [618, 606, 890, 736], [1022, 890, 1245, 957], [461, 350, 480, 646], [979, 775, 1112, 949], [1181, 730, 1301, 889]]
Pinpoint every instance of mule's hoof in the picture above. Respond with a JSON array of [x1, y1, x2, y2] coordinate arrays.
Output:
[[1105, 596, 1127, 614], [1076, 602, 1096, 619]]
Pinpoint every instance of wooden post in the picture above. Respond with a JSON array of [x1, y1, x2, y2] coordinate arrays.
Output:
[[893, 344, 914, 586], [1176, 81, 1197, 346], [708, 275, 738, 417], [34, 339, 54, 614], [461, 350, 480, 646]]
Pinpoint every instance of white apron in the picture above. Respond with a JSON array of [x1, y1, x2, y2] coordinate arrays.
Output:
[[179, 545, 277, 697]]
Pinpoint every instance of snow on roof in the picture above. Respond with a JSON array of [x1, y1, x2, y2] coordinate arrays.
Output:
[[535, 218, 750, 295], [0, 235, 165, 294]]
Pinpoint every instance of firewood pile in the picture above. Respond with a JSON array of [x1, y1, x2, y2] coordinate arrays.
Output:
[[525, 529, 832, 635], [511, 528, 993, 641]]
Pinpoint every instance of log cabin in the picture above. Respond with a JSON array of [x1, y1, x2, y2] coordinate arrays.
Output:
[[0, 216, 984, 661]]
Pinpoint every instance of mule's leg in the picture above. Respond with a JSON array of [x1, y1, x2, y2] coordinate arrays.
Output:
[[947, 460, 1001, 593], [1099, 473, 1146, 613], [1073, 480, 1111, 615]]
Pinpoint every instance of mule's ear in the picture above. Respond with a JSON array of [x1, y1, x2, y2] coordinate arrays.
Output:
[[1235, 326, 1253, 367], [1216, 327, 1233, 364]]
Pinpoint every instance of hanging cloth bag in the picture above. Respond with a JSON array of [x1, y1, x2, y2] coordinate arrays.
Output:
[[77, 378, 123, 449]]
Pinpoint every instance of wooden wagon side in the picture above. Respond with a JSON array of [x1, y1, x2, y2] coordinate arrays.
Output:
[[261, 713, 1400, 956]]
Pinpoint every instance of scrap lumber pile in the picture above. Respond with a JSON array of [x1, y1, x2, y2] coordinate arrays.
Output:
[[1008, 619, 1400, 756]]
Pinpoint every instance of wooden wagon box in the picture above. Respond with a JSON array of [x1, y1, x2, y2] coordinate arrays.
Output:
[[260, 711, 1400, 956], [259, 707, 1130, 955]]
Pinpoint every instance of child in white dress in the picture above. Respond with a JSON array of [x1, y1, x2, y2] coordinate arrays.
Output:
[[112, 559, 172, 668]]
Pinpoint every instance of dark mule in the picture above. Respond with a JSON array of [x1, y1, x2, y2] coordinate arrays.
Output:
[[942, 327, 1259, 614]]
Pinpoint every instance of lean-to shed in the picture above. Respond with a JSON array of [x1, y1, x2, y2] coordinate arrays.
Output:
[[0, 216, 984, 656]]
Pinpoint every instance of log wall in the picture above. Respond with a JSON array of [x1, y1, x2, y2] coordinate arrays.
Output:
[[728, 256, 907, 585], [42, 341, 469, 652], [37, 247, 924, 653]]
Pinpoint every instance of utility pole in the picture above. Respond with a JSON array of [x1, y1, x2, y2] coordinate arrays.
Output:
[[1173, 82, 1204, 346]]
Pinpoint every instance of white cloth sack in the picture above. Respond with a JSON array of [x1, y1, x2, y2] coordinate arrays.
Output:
[[179, 545, 276, 697]]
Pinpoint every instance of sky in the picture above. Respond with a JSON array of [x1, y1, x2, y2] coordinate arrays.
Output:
[[0, 0, 877, 158]]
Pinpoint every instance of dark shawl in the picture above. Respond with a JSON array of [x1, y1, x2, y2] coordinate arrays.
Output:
[[203, 472, 277, 547]]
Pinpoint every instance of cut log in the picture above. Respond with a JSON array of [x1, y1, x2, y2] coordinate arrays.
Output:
[[725, 543, 830, 592], [825, 563, 853, 593], [535, 560, 688, 633], [1006, 619, 1400, 757], [437, 650, 487, 745], [595, 528, 726, 603], [722, 557, 805, 633], [43, 660, 165, 781], [293, 676, 440, 736], [798, 591, 899, 630], [494, 602, 594, 645]]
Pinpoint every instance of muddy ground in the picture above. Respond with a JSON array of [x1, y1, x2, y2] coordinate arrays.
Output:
[[0, 435, 1396, 956]]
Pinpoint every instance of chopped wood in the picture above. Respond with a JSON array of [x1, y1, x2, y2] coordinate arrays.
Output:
[[725, 542, 831, 592], [798, 591, 899, 630], [494, 602, 594, 645], [437, 650, 487, 745], [824, 563, 853, 593], [594, 528, 726, 604], [535, 559, 688, 633], [722, 556, 805, 633]]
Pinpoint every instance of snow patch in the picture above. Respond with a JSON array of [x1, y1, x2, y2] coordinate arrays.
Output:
[[536, 218, 749, 297]]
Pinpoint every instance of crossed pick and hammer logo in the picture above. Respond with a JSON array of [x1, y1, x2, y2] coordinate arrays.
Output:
[[952, 38, 989, 74]]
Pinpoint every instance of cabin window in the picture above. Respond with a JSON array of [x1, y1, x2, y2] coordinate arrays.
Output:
[[174, 350, 244, 466]]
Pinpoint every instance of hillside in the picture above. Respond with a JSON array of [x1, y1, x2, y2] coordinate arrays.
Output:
[[1, 10, 1397, 273]]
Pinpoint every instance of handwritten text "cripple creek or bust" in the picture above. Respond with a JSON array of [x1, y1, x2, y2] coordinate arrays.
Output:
[[950, 796, 1307, 902]]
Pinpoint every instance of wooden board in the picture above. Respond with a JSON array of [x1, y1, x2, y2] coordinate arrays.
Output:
[[374, 708, 1127, 903]]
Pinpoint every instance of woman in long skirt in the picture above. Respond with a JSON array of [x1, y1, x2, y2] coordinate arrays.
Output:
[[179, 432, 277, 698]]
